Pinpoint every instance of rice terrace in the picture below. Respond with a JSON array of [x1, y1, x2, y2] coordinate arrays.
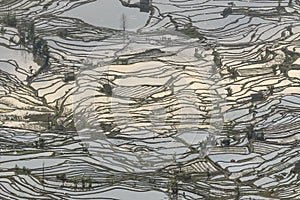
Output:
[[0, 0, 300, 199]]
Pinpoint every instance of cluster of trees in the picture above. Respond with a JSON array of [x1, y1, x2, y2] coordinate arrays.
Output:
[[1, 12, 17, 27], [226, 87, 232, 97], [1, 11, 50, 69], [213, 50, 222, 68], [32, 37, 49, 57], [33, 137, 45, 149], [227, 66, 239, 80], [18, 21, 50, 68], [270, 47, 300, 77], [180, 26, 204, 39], [168, 178, 178, 197], [14, 165, 31, 175], [17, 20, 35, 45], [272, 63, 289, 77], [57, 173, 93, 190]]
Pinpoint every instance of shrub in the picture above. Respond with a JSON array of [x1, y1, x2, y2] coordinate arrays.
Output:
[[1, 12, 17, 27]]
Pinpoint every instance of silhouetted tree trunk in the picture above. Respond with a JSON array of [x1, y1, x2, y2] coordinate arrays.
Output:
[[121, 13, 127, 31]]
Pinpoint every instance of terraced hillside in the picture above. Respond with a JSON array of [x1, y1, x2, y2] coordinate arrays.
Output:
[[0, 0, 300, 199]]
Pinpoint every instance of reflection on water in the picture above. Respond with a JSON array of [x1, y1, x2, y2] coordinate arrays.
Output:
[[0, 0, 300, 199], [61, 0, 149, 30]]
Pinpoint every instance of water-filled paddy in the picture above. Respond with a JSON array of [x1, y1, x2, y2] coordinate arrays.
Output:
[[61, 0, 149, 31], [0, 0, 300, 199]]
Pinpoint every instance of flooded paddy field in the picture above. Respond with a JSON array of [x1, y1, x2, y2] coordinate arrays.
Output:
[[0, 0, 300, 199]]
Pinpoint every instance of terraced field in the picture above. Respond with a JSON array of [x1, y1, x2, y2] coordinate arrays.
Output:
[[0, 0, 300, 199]]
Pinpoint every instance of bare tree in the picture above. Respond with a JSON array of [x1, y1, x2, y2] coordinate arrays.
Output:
[[121, 13, 127, 31]]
